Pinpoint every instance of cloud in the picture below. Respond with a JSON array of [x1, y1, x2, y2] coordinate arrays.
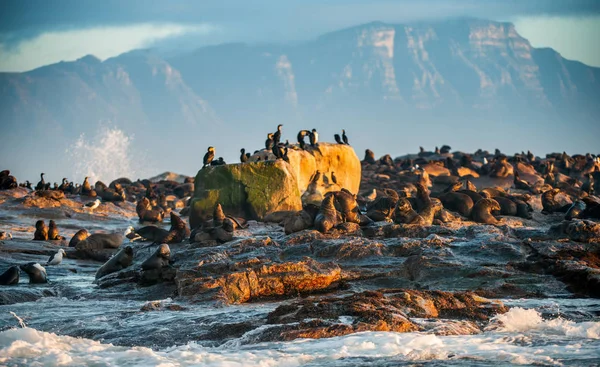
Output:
[[0, 22, 216, 72]]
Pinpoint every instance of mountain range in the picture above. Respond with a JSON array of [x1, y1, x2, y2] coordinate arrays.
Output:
[[1, 18, 599, 183]]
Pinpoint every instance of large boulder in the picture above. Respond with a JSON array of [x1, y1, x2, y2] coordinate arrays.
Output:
[[190, 143, 361, 226]]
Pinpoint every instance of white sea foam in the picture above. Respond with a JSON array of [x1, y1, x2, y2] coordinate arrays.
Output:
[[1, 310, 600, 367], [66, 126, 149, 184]]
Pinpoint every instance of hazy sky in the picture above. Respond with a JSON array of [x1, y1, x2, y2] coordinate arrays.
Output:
[[0, 0, 599, 71]]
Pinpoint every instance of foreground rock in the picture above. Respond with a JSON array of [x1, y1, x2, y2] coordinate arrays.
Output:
[[253, 289, 507, 342]]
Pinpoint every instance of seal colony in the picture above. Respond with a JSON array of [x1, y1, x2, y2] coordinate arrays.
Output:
[[1, 132, 600, 351]]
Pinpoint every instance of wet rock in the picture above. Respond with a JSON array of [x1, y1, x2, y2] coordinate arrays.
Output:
[[254, 289, 506, 342], [177, 257, 342, 304]]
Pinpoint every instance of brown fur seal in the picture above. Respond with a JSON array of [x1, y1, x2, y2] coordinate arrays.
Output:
[[366, 191, 398, 221], [492, 196, 531, 219], [213, 203, 226, 227], [437, 192, 474, 217], [333, 189, 361, 224], [95, 246, 134, 279], [364, 149, 376, 164], [394, 198, 425, 225], [414, 183, 432, 212], [0, 266, 19, 285], [81, 177, 96, 197], [471, 198, 501, 224], [541, 188, 572, 214], [284, 204, 319, 234], [565, 201, 586, 220], [48, 220, 64, 240], [20, 262, 47, 283], [69, 229, 90, 247], [141, 244, 171, 270], [133, 226, 169, 242], [76, 231, 124, 252], [33, 220, 48, 240], [490, 156, 513, 178], [419, 198, 443, 225], [160, 212, 191, 244], [100, 183, 126, 202], [136, 197, 164, 223], [314, 194, 340, 233]]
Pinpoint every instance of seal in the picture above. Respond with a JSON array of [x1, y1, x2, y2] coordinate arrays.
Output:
[[95, 246, 134, 279], [541, 188, 572, 214], [0, 266, 19, 285], [419, 197, 444, 225], [332, 189, 361, 224], [81, 176, 96, 197], [19, 262, 47, 283], [69, 229, 90, 247], [491, 196, 530, 219], [284, 204, 319, 234], [471, 198, 501, 224], [100, 183, 126, 202], [75, 230, 125, 252], [490, 156, 513, 178], [33, 220, 48, 241], [364, 149, 376, 164], [48, 220, 64, 240], [314, 194, 340, 233], [133, 226, 169, 243], [437, 191, 474, 217], [513, 171, 533, 192], [160, 212, 191, 244], [46, 248, 66, 266], [203, 146, 215, 167], [141, 243, 171, 270], [136, 197, 164, 223], [366, 191, 398, 221], [394, 198, 425, 225]]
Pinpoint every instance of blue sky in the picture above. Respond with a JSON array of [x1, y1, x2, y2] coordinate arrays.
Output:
[[0, 0, 599, 71]]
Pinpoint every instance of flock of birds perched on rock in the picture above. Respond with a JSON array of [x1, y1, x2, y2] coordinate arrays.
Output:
[[202, 125, 350, 167]]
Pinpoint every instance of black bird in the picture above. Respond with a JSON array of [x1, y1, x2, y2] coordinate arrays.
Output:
[[211, 157, 226, 166], [334, 134, 343, 144], [297, 130, 309, 150], [58, 178, 68, 191], [342, 129, 349, 145], [203, 146, 215, 167], [35, 173, 45, 191], [240, 148, 249, 163], [273, 144, 289, 163], [331, 171, 338, 184], [273, 124, 283, 145], [265, 133, 275, 150], [309, 129, 319, 147]]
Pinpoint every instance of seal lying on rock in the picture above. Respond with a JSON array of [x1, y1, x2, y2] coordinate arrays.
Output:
[[394, 198, 425, 225], [136, 197, 164, 223], [471, 198, 502, 224], [419, 197, 443, 225], [541, 189, 572, 214], [33, 220, 48, 240], [0, 266, 19, 285], [332, 189, 361, 224], [95, 246, 134, 279], [69, 229, 90, 247], [283, 204, 319, 234], [160, 212, 191, 244], [366, 189, 398, 221], [20, 262, 47, 283], [141, 244, 171, 270]]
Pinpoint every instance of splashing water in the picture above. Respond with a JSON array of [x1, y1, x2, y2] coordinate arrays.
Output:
[[66, 126, 147, 184]]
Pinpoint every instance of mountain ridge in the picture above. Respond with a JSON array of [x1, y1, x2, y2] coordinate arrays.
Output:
[[1, 18, 598, 182]]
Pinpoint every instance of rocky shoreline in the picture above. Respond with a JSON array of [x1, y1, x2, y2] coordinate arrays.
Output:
[[0, 146, 599, 350]]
